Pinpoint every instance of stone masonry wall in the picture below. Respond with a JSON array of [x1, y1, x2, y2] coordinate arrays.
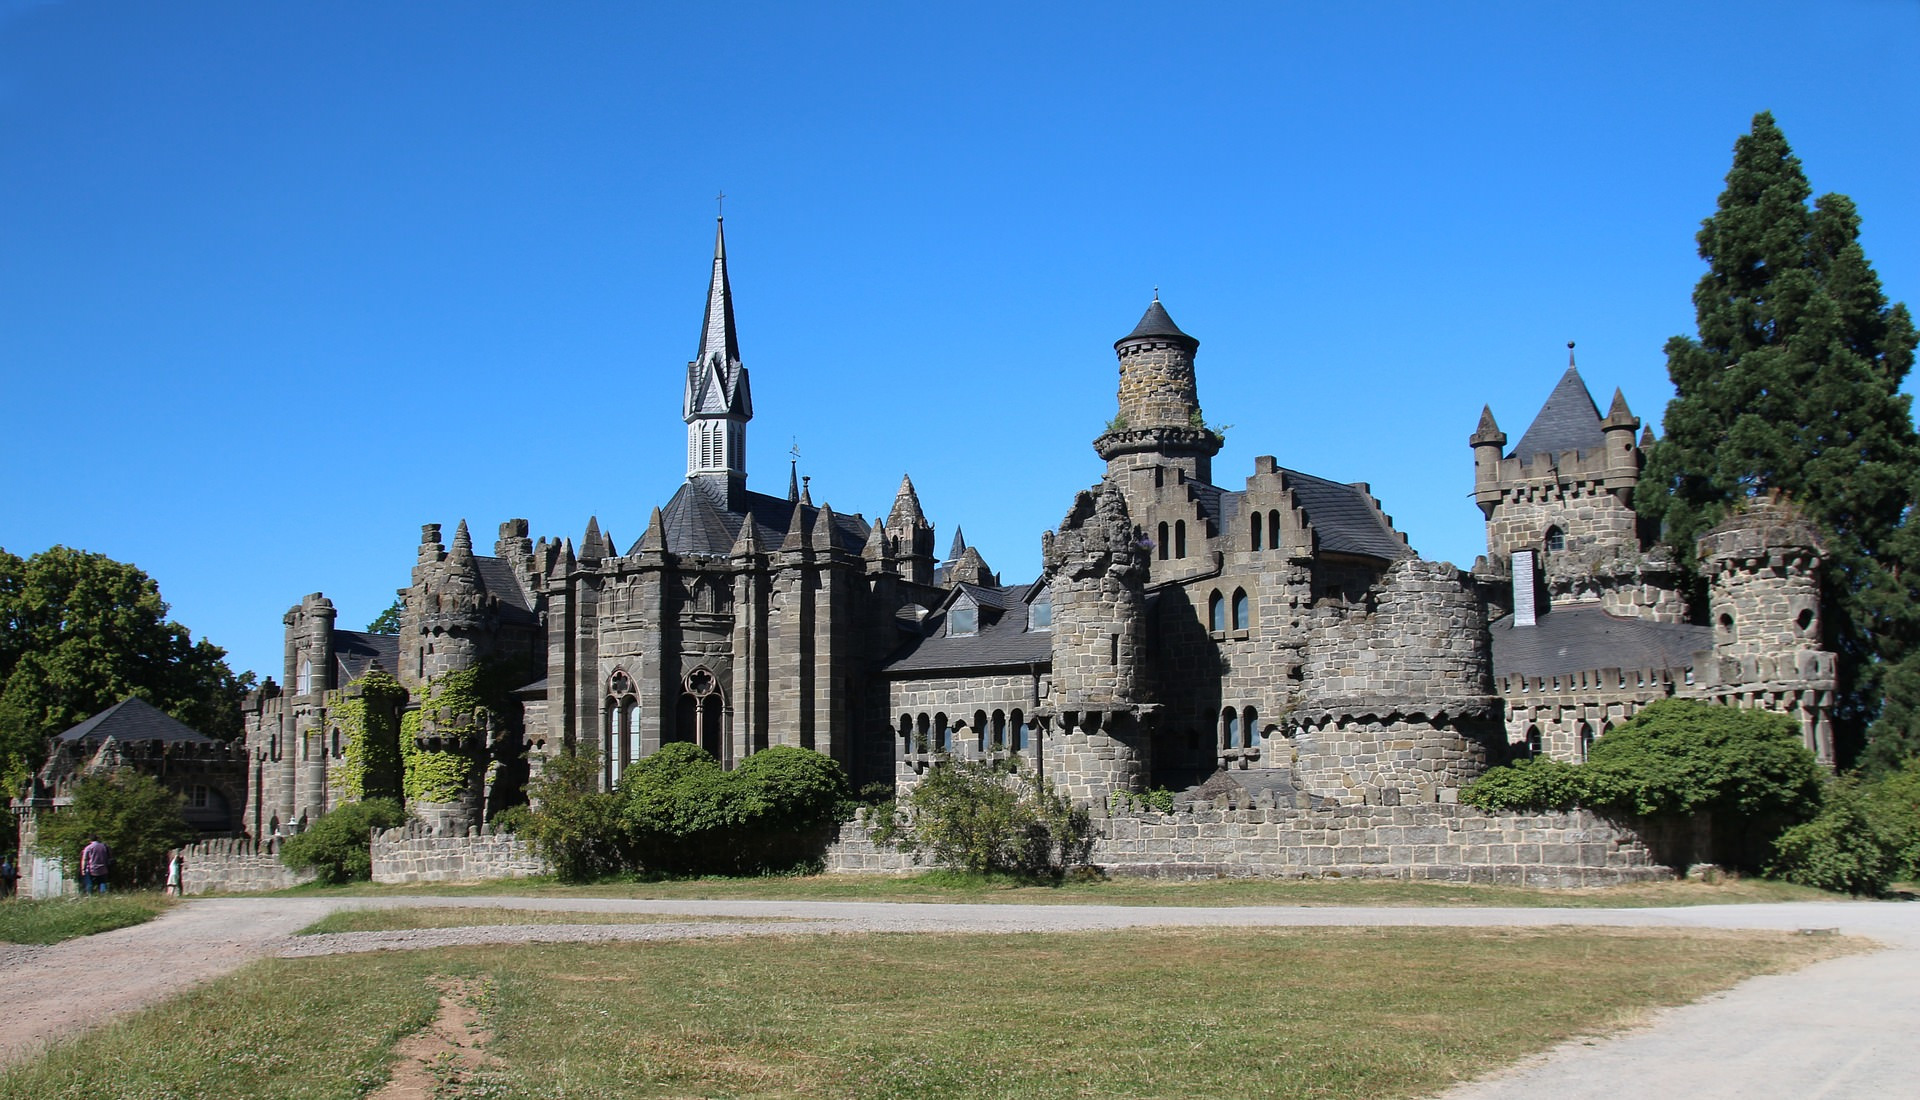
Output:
[[176, 837, 317, 895], [370, 821, 548, 884], [821, 802, 1666, 886]]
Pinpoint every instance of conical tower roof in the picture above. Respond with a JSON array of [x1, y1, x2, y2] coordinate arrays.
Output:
[[1509, 365, 1605, 462], [1115, 295, 1198, 351]]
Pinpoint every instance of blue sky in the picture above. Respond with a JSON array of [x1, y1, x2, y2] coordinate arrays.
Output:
[[3, 1, 1916, 683]]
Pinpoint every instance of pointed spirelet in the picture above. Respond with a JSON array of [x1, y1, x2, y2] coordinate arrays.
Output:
[[1606, 387, 1634, 421], [730, 511, 760, 557], [451, 519, 474, 558], [946, 525, 968, 561], [811, 502, 838, 546], [788, 460, 800, 503], [580, 516, 604, 563], [888, 474, 926, 527], [697, 216, 740, 368], [1471, 405, 1506, 447], [862, 516, 892, 561], [640, 507, 667, 554], [781, 500, 812, 551]]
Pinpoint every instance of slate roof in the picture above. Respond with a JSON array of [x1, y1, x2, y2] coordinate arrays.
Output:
[[885, 583, 1052, 673], [56, 697, 217, 745], [652, 479, 871, 556], [333, 630, 401, 683], [1212, 469, 1409, 561], [1491, 606, 1711, 678], [1508, 366, 1605, 463], [1117, 299, 1198, 348], [473, 556, 538, 623]]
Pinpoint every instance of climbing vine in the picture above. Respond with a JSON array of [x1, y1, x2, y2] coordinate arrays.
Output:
[[399, 663, 524, 806], [326, 671, 406, 803]]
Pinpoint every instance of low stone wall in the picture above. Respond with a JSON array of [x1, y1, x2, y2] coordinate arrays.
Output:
[[822, 801, 1667, 886], [176, 837, 316, 895], [370, 821, 548, 885]]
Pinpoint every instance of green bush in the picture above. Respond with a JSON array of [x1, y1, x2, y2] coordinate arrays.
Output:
[[1770, 779, 1903, 895], [1459, 756, 1586, 811], [1864, 758, 1920, 878], [279, 799, 409, 884], [36, 772, 196, 889], [620, 743, 849, 875], [488, 804, 531, 835], [520, 748, 631, 883], [876, 757, 1091, 879]]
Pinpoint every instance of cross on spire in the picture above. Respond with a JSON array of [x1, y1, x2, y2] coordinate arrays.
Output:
[[716, 190, 727, 219]]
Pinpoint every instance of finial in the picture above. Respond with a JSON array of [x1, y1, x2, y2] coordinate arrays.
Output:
[[1152, 285, 1160, 301], [1567, 340, 1576, 367], [716, 190, 726, 220]]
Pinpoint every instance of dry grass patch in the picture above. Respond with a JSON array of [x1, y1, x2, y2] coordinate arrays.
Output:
[[296, 906, 789, 936], [0, 925, 1859, 1099]]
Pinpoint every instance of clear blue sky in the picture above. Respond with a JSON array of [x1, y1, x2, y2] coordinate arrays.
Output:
[[3, 1, 1916, 684]]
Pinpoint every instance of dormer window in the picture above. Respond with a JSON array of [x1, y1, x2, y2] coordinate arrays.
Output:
[[949, 604, 978, 636], [1029, 588, 1052, 631]]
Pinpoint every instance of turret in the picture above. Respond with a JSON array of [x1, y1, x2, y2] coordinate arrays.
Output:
[[1093, 296, 1221, 485], [400, 518, 498, 689], [1599, 388, 1642, 493], [282, 593, 337, 696], [1469, 405, 1506, 517], [885, 475, 936, 585]]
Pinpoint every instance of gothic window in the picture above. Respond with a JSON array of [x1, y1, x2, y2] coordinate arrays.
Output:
[[1544, 526, 1565, 553], [1221, 708, 1239, 749], [1578, 722, 1594, 761], [1175, 520, 1187, 559], [1526, 727, 1542, 757], [1157, 522, 1170, 561], [1242, 706, 1258, 749], [1232, 588, 1250, 631], [1208, 590, 1226, 633], [1250, 515, 1263, 552], [1268, 510, 1281, 551]]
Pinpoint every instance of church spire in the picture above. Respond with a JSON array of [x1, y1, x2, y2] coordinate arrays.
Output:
[[684, 215, 753, 486]]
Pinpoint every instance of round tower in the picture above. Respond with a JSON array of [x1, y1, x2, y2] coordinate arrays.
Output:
[[1093, 297, 1221, 485], [1038, 479, 1153, 805], [1696, 495, 1835, 762]]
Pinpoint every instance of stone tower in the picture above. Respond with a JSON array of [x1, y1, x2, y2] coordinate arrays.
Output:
[[1039, 479, 1153, 804], [399, 520, 494, 690], [1094, 296, 1221, 489], [684, 216, 753, 493], [1694, 496, 1837, 764]]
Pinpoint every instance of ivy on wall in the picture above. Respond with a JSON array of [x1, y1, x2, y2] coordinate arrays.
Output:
[[325, 671, 407, 803], [400, 664, 523, 806]]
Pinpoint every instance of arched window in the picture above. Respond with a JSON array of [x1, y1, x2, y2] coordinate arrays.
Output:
[[1232, 588, 1250, 631], [1157, 522, 1170, 561], [1221, 708, 1239, 749], [1579, 722, 1595, 761], [1718, 612, 1737, 641], [1526, 727, 1542, 757], [1268, 510, 1281, 550], [935, 712, 950, 752], [1544, 526, 1565, 553], [331, 728, 342, 757], [1208, 591, 1226, 633], [1242, 706, 1258, 748], [991, 710, 1006, 750], [1175, 520, 1187, 559], [915, 713, 931, 754], [974, 709, 989, 752], [297, 659, 313, 695], [1250, 515, 1262, 552], [1011, 709, 1027, 752]]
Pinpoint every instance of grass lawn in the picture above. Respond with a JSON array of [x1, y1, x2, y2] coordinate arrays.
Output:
[[0, 893, 172, 945], [0, 926, 1858, 1099], [297, 906, 792, 935], [264, 868, 1847, 909]]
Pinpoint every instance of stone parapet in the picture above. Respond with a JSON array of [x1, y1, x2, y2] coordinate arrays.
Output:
[[370, 821, 548, 884], [175, 837, 317, 895]]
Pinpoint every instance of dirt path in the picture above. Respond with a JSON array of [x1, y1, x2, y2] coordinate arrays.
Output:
[[4, 895, 1918, 1094]]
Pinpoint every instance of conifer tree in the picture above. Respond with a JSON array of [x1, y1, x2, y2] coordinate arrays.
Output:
[[1637, 113, 1920, 763]]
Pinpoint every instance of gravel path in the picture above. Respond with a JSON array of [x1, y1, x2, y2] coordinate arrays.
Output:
[[4, 894, 1917, 1096]]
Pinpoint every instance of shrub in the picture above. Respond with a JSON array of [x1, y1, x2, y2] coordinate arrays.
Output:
[[1862, 758, 1920, 878], [877, 757, 1092, 879], [488, 804, 531, 835], [1459, 756, 1586, 811], [1770, 779, 1903, 895], [36, 772, 196, 889], [621, 743, 849, 875], [521, 748, 631, 883], [279, 798, 408, 884]]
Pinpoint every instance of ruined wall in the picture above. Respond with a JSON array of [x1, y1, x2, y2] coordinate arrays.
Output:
[[175, 837, 316, 895]]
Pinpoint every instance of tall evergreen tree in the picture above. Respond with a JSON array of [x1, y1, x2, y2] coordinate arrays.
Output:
[[1637, 113, 1920, 764]]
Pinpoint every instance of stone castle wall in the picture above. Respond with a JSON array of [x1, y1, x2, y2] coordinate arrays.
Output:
[[175, 837, 317, 895], [371, 821, 547, 884], [824, 802, 1665, 886]]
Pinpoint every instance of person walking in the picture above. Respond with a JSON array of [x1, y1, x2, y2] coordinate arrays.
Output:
[[166, 852, 185, 897], [79, 837, 109, 896], [0, 854, 17, 899]]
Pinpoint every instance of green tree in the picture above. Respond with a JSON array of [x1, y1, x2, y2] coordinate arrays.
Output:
[[1634, 113, 1920, 761], [366, 599, 403, 635], [36, 772, 196, 889], [278, 798, 409, 884], [520, 746, 631, 883], [1769, 778, 1903, 896], [0, 547, 252, 784]]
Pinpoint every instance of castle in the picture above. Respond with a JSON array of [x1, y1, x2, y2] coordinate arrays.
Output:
[[237, 219, 1836, 840]]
